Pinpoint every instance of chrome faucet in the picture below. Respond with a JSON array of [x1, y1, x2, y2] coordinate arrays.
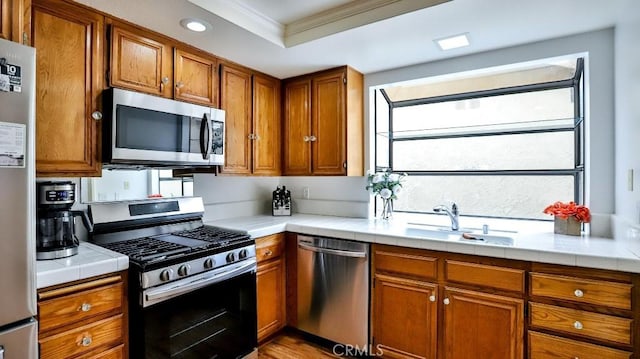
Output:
[[433, 203, 459, 231]]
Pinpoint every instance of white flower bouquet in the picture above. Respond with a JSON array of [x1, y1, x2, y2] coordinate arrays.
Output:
[[366, 170, 407, 219]]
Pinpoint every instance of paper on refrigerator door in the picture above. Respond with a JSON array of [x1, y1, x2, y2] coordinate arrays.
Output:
[[0, 121, 26, 167]]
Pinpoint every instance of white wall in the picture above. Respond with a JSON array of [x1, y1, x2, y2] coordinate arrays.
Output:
[[614, 1, 640, 224], [193, 175, 369, 221], [364, 29, 615, 217]]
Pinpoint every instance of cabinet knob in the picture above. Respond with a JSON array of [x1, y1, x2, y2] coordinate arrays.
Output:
[[573, 321, 583, 330], [91, 111, 102, 120], [79, 303, 92, 312], [429, 295, 436, 302], [309, 135, 317, 142], [248, 133, 255, 140], [303, 136, 310, 142], [254, 134, 260, 140], [175, 81, 184, 89], [80, 336, 92, 347], [264, 249, 273, 256], [161, 77, 169, 84], [443, 298, 450, 305], [574, 289, 584, 298]]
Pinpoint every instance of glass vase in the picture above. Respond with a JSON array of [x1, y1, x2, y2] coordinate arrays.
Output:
[[380, 198, 393, 220]]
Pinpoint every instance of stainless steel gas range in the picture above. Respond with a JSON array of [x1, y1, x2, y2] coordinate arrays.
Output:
[[89, 197, 258, 359]]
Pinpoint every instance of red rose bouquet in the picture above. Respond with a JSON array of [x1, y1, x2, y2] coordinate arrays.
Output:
[[543, 201, 591, 223]]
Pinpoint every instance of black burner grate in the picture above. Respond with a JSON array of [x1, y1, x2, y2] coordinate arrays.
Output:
[[101, 237, 192, 262], [173, 227, 249, 248]]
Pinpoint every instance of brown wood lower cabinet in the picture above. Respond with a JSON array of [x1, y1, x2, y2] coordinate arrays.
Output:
[[256, 233, 286, 342], [372, 273, 437, 359], [37, 273, 127, 359], [371, 244, 526, 359], [442, 287, 523, 359]]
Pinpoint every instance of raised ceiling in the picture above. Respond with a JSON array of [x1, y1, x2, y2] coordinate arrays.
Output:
[[73, 0, 635, 79]]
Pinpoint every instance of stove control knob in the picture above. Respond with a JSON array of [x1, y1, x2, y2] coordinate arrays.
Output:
[[178, 264, 191, 277], [239, 249, 248, 259], [204, 258, 215, 269], [226, 252, 236, 263], [160, 269, 173, 282]]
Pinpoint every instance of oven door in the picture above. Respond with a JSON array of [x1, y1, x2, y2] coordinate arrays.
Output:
[[131, 260, 257, 359]]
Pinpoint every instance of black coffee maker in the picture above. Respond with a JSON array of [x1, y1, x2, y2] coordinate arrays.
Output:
[[36, 181, 93, 260]]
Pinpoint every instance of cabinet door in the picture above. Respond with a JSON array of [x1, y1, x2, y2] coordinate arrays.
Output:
[[372, 273, 438, 359], [33, 0, 103, 176], [256, 257, 285, 342], [174, 48, 217, 107], [110, 24, 172, 98], [312, 69, 346, 175], [283, 78, 312, 175], [1, 0, 10, 40], [220, 64, 252, 174], [443, 287, 524, 359], [252, 74, 281, 175]]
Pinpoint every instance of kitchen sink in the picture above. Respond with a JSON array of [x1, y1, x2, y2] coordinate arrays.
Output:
[[403, 225, 515, 246]]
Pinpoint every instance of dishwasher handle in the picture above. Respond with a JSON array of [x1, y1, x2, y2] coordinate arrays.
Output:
[[298, 243, 366, 258]]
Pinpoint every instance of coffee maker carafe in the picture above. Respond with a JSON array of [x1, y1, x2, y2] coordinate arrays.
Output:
[[36, 181, 93, 260]]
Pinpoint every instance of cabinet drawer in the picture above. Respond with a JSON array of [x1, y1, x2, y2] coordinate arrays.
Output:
[[39, 314, 123, 359], [445, 260, 524, 293], [529, 331, 631, 359], [256, 233, 284, 263], [39, 282, 123, 332], [374, 246, 437, 280], [529, 302, 632, 345], [77, 344, 125, 359], [530, 272, 632, 310]]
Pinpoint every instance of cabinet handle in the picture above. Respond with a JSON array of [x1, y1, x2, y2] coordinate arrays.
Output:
[[264, 249, 273, 256], [79, 335, 92, 347], [175, 81, 184, 89], [248, 134, 255, 140], [573, 321, 583, 330], [254, 134, 260, 140], [303, 136, 310, 142], [574, 289, 584, 298], [309, 135, 317, 142], [429, 295, 436, 302], [91, 111, 102, 121], [160, 76, 169, 91], [79, 303, 92, 312], [443, 298, 450, 305]]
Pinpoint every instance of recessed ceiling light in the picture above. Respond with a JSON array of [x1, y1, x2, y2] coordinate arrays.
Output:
[[435, 33, 470, 51], [180, 18, 210, 32]]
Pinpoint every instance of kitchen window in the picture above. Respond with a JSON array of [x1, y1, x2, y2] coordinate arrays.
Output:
[[374, 56, 585, 220]]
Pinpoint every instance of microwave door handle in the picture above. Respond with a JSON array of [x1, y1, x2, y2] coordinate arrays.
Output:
[[199, 113, 212, 159]]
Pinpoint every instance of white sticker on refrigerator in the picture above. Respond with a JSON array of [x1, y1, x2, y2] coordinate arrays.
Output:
[[0, 122, 26, 168], [0, 62, 22, 93]]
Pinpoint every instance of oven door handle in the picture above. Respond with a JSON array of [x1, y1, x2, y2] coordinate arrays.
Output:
[[144, 259, 256, 307]]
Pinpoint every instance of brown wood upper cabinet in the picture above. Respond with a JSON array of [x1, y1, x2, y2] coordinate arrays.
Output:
[[109, 22, 218, 107], [283, 66, 363, 176], [1, 0, 30, 44], [32, 0, 103, 176], [220, 63, 281, 175]]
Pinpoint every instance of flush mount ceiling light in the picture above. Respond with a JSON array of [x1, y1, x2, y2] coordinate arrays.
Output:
[[435, 33, 470, 51], [180, 18, 210, 32]]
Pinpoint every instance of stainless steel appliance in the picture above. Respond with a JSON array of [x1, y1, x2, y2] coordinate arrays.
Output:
[[297, 235, 369, 350], [89, 197, 257, 359], [0, 38, 38, 359], [36, 181, 93, 260], [103, 88, 226, 167]]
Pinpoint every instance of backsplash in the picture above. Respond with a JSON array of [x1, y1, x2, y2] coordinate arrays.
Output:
[[193, 175, 370, 221]]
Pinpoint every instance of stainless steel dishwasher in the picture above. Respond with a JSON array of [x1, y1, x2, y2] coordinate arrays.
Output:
[[296, 235, 369, 349]]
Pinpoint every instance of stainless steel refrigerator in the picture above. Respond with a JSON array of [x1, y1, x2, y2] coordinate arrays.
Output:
[[0, 38, 38, 359]]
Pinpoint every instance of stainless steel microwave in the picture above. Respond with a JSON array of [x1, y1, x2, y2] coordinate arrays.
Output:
[[103, 88, 225, 167]]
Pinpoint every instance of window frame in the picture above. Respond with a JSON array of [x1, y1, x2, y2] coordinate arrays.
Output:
[[374, 58, 585, 220]]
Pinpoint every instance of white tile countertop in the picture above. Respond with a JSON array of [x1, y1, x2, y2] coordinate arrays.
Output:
[[36, 242, 129, 289], [205, 214, 640, 273]]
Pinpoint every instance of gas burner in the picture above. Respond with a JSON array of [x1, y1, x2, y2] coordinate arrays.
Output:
[[101, 237, 192, 263], [173, 226, 250, 248]]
